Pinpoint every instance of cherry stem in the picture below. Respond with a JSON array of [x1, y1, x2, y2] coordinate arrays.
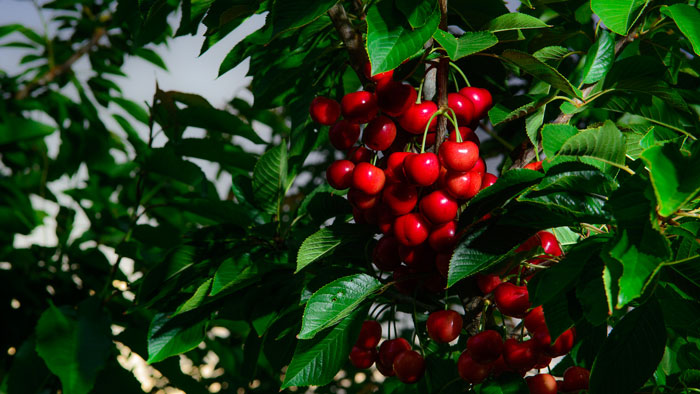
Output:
[[371, 152, 378, 166], [421, 109, 444, 153], [443, 107, 462, 142], [449, 62, 470, 87], [416, 77, 425, 104]]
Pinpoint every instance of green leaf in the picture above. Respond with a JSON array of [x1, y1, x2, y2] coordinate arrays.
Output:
[[661, 4, 700, 56], [133, 47, 168, 70], [147, 312, 207, 364], [252, 143, 288, 215], [281, 306, 367, 388], [488, 95, 554, 126], [172, 138, 257, 171], [580, 29, 615, 84], [366, 0, 440, 75], [590, 0, 649, 35], [298, 274, 381, 340], [589, 299, 666, 394], [476, 373, 528, 393], [296, 224, 365, 273], [640, 144, 700, 217], [270, 0, 337, 38], [35, 299, 111, 394], [549, 120, 626, 174], [396, 0, 437, 29], [599, 94, 693, 138], [0, 115, 55, 146], [173, 279, 212, 316], [112, 97, 150, 124], [525, 105, 545, 152], [432, 30, 498, 61], [177, 107, 266, 144], [533, 46, 572, 63], [501, 50, 582, 99], [483, 12, 551, 32], [541, 124, 579, 158], [211, 253, 262, 296]]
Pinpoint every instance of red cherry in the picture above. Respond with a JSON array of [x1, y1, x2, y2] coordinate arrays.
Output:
[[533, 352, 552, 370], [376, 79, 417, 117], [467, 330, 503, 364], [481, 173, 498, 189], [527, 373, 558, 394], [471, 158, 486, 174], [385, 151, 411, 183], [309, 96, 341, 125], [494, 282, 530, 317], [393, 350, 425, 384], [435, 253, 450, 278], [372, 236, 401, 271], [341, 91, 378, 124], [364, 62, 394, 82], [363, 115, 397, 151], [503, 338, 537, 370], [476, 273, 502, 294], [426, 310, 463, 343], [448, 127, 480, 146], [537, 231, 562, 256], [349, 346, 377, 369], [378, 338, 411, 367], [352, 162, 385, 195], [329, 120, 361, 150], [347, 145, 372, 163], [398, 244, 433, 270], [457, 351, 491, 384], [423, 131, 436, 147], [393, 265, 418, 294], [404, 152, 440, 186], [533, 327, 576, 357], [347, 188, 379, 210], [377, 209, 394, 235], [428, 221, 457, 252], [459, 87, 493, 120], [356, 320, 382, 349], [524, 306, 546, 333], [444, 170, 481, 200], [376, 358, 395, 377], [490, 355, 511, 377], [399, 101, 438, 134], [562, 366, 590, 392], [382, 183, 418, 216], [326, 160, 355, 190], [524, 160, 544, 171], [448, 93, 476, 126], [419, 190, 458, 224], [439, 140, 479, 172], [394, 213, 431, 246]]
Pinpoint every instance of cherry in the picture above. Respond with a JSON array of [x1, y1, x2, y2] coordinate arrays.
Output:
[[533, 352, 552, 370], [428, 221, 457, 252], [356, 320, 382, 349], [538, 231, 562, 256], [349, 346, 377, 369], [419, 190, 458, 224], [526, 373, 558, 394], [524, 306, 546, 333], [457, 351, 491, 384], [347, 145, 372, 163], [443, 170, 481, 200], [377, 209, 394, 235], [481, 173, 498, 189], [490, 355, 511, 377], [467, 330, 503, 364], [399, 101, 438, 134], [376, 79, 417, 117], [382, 183, 418, 216], [326, 160, 355, 190], [448, 93, 476, 126], [435, 253, 450, 278], [426, 310, 463, 343], [329, 120, 361, 150], [385, 151, 411, 183], [404, 152, 440, 186], [351, 162, 385, 195], [393, 265, 418, 294], [471, 158, 486, 174], [393, 350, 425, 384], [378, 338, 411, 367], [534, 327, 576, 357], [524, 160, 544, 171], [503, 338, 537, 371], [363, 61, 394, 82], [363, 115, 397, 151], [476, 273, 502, 294], [516, 234, 541, 253], [561, 366, 590, 392], [372, 236, 401, 271], [439, 140, 479, 172], [423, 272, 446, 293], [423, 131, 437, 147], [309, 96, 341, 125], [341, 91, 378, 124], [347, 189, 379, 210], [494, 282, 530, 317], [448, 127, 480, 146], [376, 358, 395, 377], [394, 213, 431, 246], [398, 244, 433, 270], [459, 87, 493, 120]]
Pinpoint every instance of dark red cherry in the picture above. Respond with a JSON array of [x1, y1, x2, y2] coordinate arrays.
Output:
[[524, 160, 544, 171], [376, 79, 417, 117], [377, 209, 394, 235], [364, 61, 394, 82], [356, 320, 382, 349], [439, 140, 479, 172], [382, 182, 418, 216], [347, 145, 372, 163], [503, 339, 537, 371], [476, 273, 502, 294], [394, 213, 431, 246], [467, 330, 503, 364], [533, 327, 576, 357], [448, 92, 476, 126], [399, 101, 438, 134], [404, 152, 440, 186], [426, 310, 463, 343], [393, 265, 418, 294], [527, 373, 558, 394], [385, 151, 411, 183], [538, 231, 562, 256], [419, 190, 458, 224], [326, 160, 355, 190], [376, 358, 395, 377], [352, 162, 385, 195], [459, 87, 493, 120], [533, 352, 552, 370], [329, 120, 361, 150], [341, 91, 378, 124], [444, 170, 481, 200], [378, 338, 411, 367], [428, 221, 457, 252], [372, 236, 401, 271], [494, 282, 530, 317], [347, 188, 379, 210], [562, 366, 590, 392], [309, 96, 341, 125], [349, 346, 377, 369], [448, 127, 480, 146], [398, 244, 433, 270], [435, 253, 450, 278], [393, 350, 425, 384], [524, 305, 546, 333], [363, 115, 397, 151], [481, 173, 498, 189], [458, 351, 491, 384]]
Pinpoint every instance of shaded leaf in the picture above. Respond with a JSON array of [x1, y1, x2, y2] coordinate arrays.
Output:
[[591, 0, 649, 35], [661, 4, 700, 56], [501, 50, 582, 99], [483, 12, 550, 32], [580, 29, 614, 84], [270, 0, 337, 38], [433, 30, 498, 61], [252, 143, 288, 215], [147, 312, 207, 364], [296, 224, 366, 272], [640, 144, 700, 217]]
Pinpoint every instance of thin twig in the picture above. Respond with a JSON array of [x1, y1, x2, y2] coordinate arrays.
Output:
[[328, 4, 371, 89]]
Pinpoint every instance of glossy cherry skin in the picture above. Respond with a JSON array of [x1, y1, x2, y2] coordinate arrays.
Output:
[[378, 338, 411, 367], [439, 140, 479, 172], [329, 120, 361, 150], [347, 188, 379, 210], [404, 152, 440, 186], [476, 273, 502, 294], [326, 160, 355, 190], [364, 61, 394, 82], [349, 346, 377, 369], [524, 305, 546, 333], [394, 213, 431, 246], [309, 96, 341, 125], [382, 183, 418, 216], [444, 170, 481, 200], [372, 236, 402, 271], [352, 162, 385, 195], [458, 351, 491, 384], [481, 173, 498, 189], [363, 115, 397, 151], [527, 373, 558, 394], [562, 366, 590, 392], [356, 320, 382, 349], [534, 327, 576, 357], [503, 339, 538, 371], [419, 189, 458, 224], [435, 253, 450, 278], [426, 310, 463, 343], [459, 87, 493, 120], [494, 282, 530, 317], [471, 158, 486, 174], [376, 358, 395, 376], [393, 350, 425, 384], [347, 145, 372, 163], [341, 91, 378, 124], [385, 151, 411, 183], [448, 127, 480, 146], [376, 79, 417, 117], [538, 231, 562, 256], [428, 221, 457, 252], [448, 92, 476, 126], [399, 101, 438, 134], [467, 330, 503, 364]]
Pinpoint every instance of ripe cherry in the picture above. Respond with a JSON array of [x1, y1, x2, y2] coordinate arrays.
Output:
[[378, 338, 411, 367], [329, 120, 361, 150], [467, 330, 503, 364], [364, 62, 393, 82], [428, 221, 457, 252], [448, 127, 480, 146], [419, 190, 458, 224], [448, 92, 476, 126], [538, 231, 562, 256], [562, 366, 590, 392], [385, 151, 411, 183], [481, 173, 498, 189], [443, 170, 481, 200], [341, 91, 378, 124], [457, 351, 491, 384], [494, 282, 530, 317], [399, 101, 438, 134], [476, 273, 502, 294], [382, 183, 418, 216], [534, 327, 576, 357], [471, 157, 486, 174], [393, 265, 418, 294], [326, 160, 355, 190], [533, 352, 552, 370], [404, 152, 440, 186], [363, 115, 397, 151], [356, 320, 382, 349], [377, 209, 394, 235], [459, 87, 493, 120], [393, 350, 425, 384], [524, 160, 544, 171], [309, 96, 341, 125], [527, 373, 558, 394], [376, 358, 395, 377], [394, 213, 431, 246], [435, 253, 450, 278], [439, 140, 479, 172], [372, 236, 401, 271], [524, 305, 546, 333], [349, 346, 377, 369], [347, 189, 379, 210], [376, 79, 417, 117], [351, 162, 385, 195], [398, 244, 433, 270], [427, 310, 463, 343], [347, 145, 372, 163], [503, 338, 537, 371]]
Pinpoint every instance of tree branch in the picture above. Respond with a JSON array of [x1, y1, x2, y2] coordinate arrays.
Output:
[[328, 4, 371, 89], [434, 0, 449, 153]]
